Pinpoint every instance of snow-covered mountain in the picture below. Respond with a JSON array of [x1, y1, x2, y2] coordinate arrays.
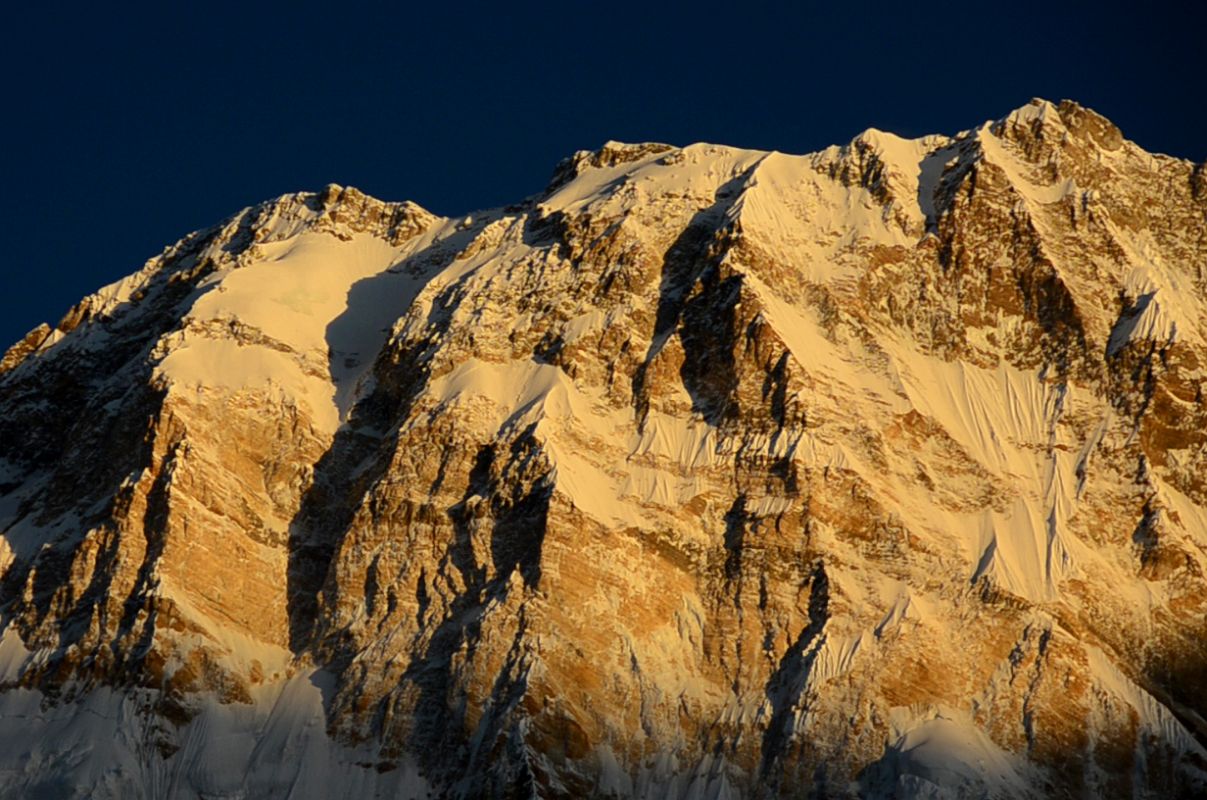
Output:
[[1, 98, 1205, 799]]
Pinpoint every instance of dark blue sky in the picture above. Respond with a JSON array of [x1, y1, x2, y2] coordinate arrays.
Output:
[[3, 1, 1203, 349]]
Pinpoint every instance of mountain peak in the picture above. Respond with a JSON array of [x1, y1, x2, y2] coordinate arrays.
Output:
[[1005, 96, 1060, 122], [1, 101, 1206, 799], [547, 140, 675, 192], [991, 96, 1127, 157]]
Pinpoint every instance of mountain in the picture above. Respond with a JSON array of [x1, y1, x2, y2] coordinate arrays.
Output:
[[1, 98, 1206, 799]]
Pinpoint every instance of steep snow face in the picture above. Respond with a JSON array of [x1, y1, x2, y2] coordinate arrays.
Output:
[[155, 230, 419, 434], [2, 99, 1207, 799]]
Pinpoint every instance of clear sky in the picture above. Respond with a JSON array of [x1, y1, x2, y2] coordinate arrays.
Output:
[[3, 0, 1204, 350]]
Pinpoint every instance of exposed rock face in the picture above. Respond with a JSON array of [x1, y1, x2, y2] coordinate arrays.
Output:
[[1, 99, 1206, 799]]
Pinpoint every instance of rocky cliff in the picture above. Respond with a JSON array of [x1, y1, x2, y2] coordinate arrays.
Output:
[[1, 98, 1205, 798]]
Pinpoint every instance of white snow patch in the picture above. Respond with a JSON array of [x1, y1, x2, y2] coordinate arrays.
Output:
[[157, 338, 341, 432], [425, 358, 722, 529], [156, 576, 293, 680], [860, 707, 1036, 799], [0, 627, 30, 683], [1086, 645, 1207, 759], [978, 124, 1079, 206], [806, 632, 867, 691], [629, 411, 719, 470], [155, 231, 427, 436], [0, 670, 430, 800], [742, 272, 908, 414], [731, 150, 911, 287], [1003, 98, 1058, 126], [1105, 225, 1202, 355], [890, 350, 1075, 600]]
